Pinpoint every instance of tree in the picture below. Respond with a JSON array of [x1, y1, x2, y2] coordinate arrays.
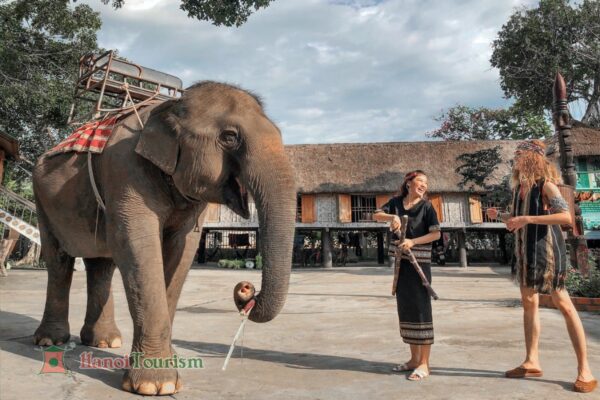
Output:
[[491, 0, 600, 127], [0, 0, 101, 162], [427, 105, 552, 141], [428, 104, 549, 207], [104, 0, 275, 27], [455, 146, 503, 191]]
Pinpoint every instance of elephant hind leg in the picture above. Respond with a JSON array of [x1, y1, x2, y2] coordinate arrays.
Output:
[[80, 258, 122, 348], [34, 227, 74, 346]]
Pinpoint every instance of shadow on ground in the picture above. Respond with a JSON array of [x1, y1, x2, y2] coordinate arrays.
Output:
[[0, 309, 584, 393], [0, 311, 123, 390], [173, 338, 572, 389]]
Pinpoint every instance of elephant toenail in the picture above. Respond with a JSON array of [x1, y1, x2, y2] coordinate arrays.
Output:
[[138, 382, 158, 395], [122, 379, 133, 392], [158, 382, 176, 395]]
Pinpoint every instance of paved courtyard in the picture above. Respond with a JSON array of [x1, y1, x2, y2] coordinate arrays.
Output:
[[1, 264, 599, 399]]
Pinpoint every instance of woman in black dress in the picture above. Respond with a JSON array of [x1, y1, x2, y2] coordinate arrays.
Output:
[[487, 140, 596, 393], [374, 170, 440, 381]]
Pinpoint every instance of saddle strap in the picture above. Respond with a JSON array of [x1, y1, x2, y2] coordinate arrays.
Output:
[[87, 152, 106, 211]]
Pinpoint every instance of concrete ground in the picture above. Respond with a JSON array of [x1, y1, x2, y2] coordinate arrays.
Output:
[[1, 264, 599, 400]]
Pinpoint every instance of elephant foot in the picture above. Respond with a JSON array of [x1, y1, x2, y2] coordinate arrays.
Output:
[[80, 323, 122, 348], [34, 321, 70, 346], [122, 366, 181, 395]]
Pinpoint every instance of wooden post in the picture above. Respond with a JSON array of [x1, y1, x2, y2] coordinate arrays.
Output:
[[457, 229, 467, 268], [197, 231, 207, 264], [0, 229, 20, 276], [499, 232, 508, 265], [377, 231, 385, 264], [322, 229, 332, 268], [0, 149, 5, 185], [553, 73, 589, 273]]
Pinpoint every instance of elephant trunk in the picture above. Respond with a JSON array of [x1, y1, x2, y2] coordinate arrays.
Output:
[[241, 151, 296, 323]]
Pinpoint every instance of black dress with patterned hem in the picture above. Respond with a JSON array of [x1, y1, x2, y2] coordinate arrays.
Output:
[[377, 197, 440, 346], [512, 180, 568, 294]]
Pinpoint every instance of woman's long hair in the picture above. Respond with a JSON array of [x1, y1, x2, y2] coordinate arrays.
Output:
[[398, 170, 427, 198], [510, 139, 561, 189]]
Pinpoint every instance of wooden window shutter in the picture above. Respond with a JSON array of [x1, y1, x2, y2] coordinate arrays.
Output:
[[428, 194, 444, 222], [301, 194, 316, 223], [469, 194, 483, 224], [338, 194, 352, 223], [206, 203, 220, 223], [376, 194, 393, 210]]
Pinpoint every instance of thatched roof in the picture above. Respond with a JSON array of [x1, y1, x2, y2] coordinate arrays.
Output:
[[285, 140, 519, 194], [546, 126, 600, 158]]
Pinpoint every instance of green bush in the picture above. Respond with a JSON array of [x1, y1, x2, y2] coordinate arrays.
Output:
[[566, 254, 600, 298], [255, 254, 263, 270], [217, 259, 245, 269]]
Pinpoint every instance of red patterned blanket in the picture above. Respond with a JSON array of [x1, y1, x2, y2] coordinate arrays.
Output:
[[47, 115, 121, 156]]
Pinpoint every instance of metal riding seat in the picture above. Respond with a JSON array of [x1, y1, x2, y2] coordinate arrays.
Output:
[[67, 50, 184, 124]]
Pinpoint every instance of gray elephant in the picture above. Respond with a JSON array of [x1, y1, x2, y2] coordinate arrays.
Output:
[[32, 82, 296, 395]]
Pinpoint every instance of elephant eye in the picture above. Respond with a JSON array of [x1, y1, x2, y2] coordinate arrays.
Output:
[[219, 130, 240, 150]]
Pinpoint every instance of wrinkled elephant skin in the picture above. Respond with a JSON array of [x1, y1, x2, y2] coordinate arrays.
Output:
[[32, 82, 296, 395]]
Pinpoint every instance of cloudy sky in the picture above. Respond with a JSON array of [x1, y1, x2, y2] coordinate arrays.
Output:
[[82, 0, 539, 144]]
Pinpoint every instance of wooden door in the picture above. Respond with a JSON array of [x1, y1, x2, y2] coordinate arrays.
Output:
[[376, 194, 393, 211], [338, 194, 352, 223], [205, 203, 220, 223], [301, 194, 316, 223], [469, 194, 483, 224], [428, 194, 444, 223]]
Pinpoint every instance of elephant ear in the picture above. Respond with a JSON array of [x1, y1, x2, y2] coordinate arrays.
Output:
[[135, 101, 180, 175]]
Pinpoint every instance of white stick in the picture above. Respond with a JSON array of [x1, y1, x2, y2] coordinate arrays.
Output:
[[222, 316, 249, 371]]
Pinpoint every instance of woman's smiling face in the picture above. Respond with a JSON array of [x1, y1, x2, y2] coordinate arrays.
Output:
[[408, 174, 428, 198]]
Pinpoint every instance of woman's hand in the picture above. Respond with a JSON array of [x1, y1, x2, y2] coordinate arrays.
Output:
[[506, 216, 530, 232], [486, 207, 498, 220], [399, 238, 415, 251], [390, 215, 401, 232]]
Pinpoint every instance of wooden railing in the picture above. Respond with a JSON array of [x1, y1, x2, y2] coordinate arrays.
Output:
[[481, 203, 509, 223]]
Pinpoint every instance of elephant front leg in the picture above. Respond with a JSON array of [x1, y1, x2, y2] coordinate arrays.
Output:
[[80, 258, 122, 348], [113, 232, 180, 396], [164, 228, 201, 324], [34, 228, 74, 346]]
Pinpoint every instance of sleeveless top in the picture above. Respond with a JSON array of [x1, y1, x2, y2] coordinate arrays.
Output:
[[512, 180, 567, 293]]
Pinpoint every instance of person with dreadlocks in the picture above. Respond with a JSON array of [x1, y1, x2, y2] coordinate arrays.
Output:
[[373, 170, 441, 382], [487, 139, 596, 393]]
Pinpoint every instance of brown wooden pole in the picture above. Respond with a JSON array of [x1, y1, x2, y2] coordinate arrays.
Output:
[[0, 149, 5, 185], [321, 228, 333, 269], [553, 72, 589, 273]]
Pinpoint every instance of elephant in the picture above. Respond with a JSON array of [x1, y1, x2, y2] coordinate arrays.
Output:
[[32, 81, 297, 395]]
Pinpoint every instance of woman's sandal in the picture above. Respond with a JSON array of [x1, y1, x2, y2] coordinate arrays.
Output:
[[505, 366, 543, 378], [407, 368, 429, 381], [391, 363, 414, 373], [574, 378, 597, 393]]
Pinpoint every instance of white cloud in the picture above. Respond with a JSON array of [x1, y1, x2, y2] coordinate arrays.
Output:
[[80, 0, 539, 144]]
